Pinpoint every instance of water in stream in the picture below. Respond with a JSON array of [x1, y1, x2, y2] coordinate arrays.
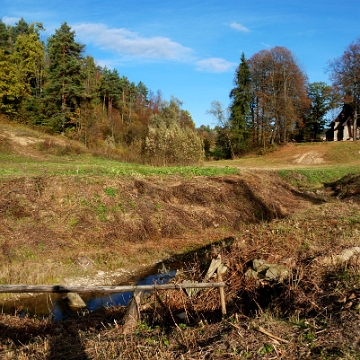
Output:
[[0, 267, 177, 321]]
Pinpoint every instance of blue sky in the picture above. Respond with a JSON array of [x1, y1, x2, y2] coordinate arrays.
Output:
[[2, 0, 360, 126]]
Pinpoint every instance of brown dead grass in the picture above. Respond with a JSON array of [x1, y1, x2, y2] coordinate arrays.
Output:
[[0, 172, 324, 288], [1, 198, 360, 359]]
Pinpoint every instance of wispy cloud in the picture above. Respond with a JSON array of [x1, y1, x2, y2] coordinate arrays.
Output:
[[72, 23, 194, 62], [196, 58, 237, 73], [229, 22, 250, 33], [2, 16, 20, 25], [260, 42, 272, 48], [297, 29, 316, 37]]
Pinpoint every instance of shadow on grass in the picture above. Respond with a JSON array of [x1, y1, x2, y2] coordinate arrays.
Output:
[[0, 307, 126, 359]]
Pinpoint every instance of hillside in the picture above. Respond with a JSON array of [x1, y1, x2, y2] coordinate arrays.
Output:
[[1, 123, 360, 359]]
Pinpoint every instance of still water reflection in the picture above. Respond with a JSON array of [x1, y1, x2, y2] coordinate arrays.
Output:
[[1, 269, 177, 321]]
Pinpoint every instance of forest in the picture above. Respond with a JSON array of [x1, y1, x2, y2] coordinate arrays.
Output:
[[0, 18, 359, 162]]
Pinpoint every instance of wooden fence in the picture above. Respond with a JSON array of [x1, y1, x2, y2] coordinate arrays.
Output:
[[0, 256, 228, 333], [0, 282, 225, 294]]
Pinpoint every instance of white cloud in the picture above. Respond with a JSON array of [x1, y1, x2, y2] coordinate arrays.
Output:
[[72, 23, 194, 62], [260, 42, 271, 48], [196, 58, 237, 73], [70, 23, 236, 73], [229, 22, 250, 33], [2, 16, 20, 25]]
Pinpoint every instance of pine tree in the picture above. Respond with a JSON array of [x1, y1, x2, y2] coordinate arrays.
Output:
[[229, 53, 252, 154], [0, 20, 10, 53], [304, 82, 333, 140], [98, 67, 124, 136], [12, 18, 29, 38], [12, 31, 46, 122], [44, 22, 85, 132]]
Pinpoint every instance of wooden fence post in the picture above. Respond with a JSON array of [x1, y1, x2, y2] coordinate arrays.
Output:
[[218, 269, 227, 316]]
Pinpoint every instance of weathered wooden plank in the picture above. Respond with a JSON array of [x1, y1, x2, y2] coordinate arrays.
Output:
[[123, 290, 142, 334], [203, 255, 222, 282], [0, 282, 225, 293], [217, 272, 227, 315]]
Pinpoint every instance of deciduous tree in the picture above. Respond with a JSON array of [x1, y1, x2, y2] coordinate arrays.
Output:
[[145, 98, 203, 165], [207, 100, 233, 159], [249, 46, 308, 145], [329, 37, 360, 140], [0, 49, 22, 118]]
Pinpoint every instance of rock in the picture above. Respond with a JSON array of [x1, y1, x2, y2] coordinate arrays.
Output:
[[264, 265, 288, 281], [252, 259, 265, 271], [177, 312, 187, 320], [76, 256, 95, 270], [245, 269, 259, 279], [318, 247, 360, 265], [245, 260, 289, 282], [64, 292, 87, 309], [183, 280, 199, 297]]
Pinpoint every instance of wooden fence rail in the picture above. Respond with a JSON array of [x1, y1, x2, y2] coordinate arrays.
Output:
[[1, 255, 228, 327], [0, 282, 225, 294]]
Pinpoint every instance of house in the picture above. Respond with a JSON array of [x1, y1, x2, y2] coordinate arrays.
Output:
[[325, 104, 358, 141]]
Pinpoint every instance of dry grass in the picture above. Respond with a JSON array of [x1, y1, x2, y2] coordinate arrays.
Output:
[[207, 141, 360, 170], [0, 171, 322, 288], [2, 124, 360, 358], [1, 196, 360, 358]]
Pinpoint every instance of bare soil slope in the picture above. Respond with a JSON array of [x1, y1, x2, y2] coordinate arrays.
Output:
[[0, 172, 323, 283]]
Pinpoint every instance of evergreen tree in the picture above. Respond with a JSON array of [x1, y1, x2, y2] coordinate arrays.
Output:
[[82, 55, 100, 98], [304, 82, 333, 140], [98, 67, 124, 136], [0, 20, 10, 53], [44, 22, 85, 132], [229, 52, 252, 154], [77, 55, 100, 145], [136, 81, 149, 109], [126, 81, 137, 123], [12, 18, 29, 38], [12, 31, 46, 122]]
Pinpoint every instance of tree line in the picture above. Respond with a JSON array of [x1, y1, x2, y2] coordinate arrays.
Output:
[[1, 18, 359, 162], [0, 19, 203, 165], [208, 39, 360, 159]]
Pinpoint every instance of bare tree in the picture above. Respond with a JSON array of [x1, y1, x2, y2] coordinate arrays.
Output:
[[329, 37, 360, 141]]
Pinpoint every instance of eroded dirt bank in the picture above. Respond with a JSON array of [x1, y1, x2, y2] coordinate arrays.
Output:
[[0, 171, 325, 284]]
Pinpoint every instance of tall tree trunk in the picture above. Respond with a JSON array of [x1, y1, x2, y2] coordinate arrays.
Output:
[[354, 109, 358, 142], [108, 96, 113, 138]]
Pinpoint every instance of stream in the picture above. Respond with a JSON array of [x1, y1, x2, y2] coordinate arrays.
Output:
[[0, 265, 178, 321]]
